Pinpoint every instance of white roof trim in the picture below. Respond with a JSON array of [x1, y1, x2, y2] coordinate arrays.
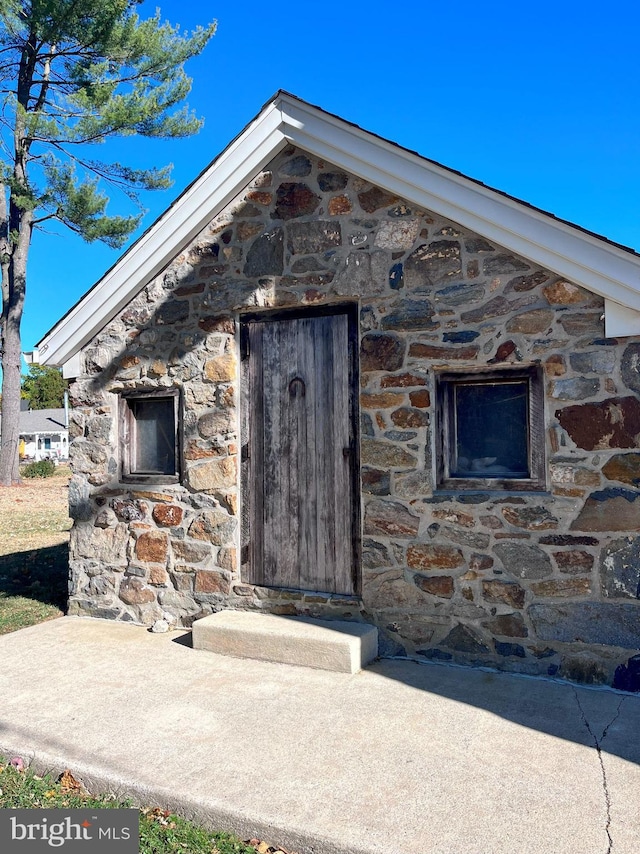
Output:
[[604, 299, 640, 338], [39, 92, 640, 366]]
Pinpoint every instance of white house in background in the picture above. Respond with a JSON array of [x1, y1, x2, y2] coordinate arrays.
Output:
[[18, 408, 68, 461]]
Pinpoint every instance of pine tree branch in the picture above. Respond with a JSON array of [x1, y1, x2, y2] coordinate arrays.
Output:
[[31, 210, 58, 225]]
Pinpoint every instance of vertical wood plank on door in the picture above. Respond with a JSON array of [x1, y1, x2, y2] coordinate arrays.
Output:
[[297, 317, 317, 590], [240, 326, 250, 574], [248, 322, 265, 585], [312, 315, 331, 592], [278, 319, 300, 589], [261, 320, 285, 587], [260, 320, 276, 586], [332, 313, 352, 594]]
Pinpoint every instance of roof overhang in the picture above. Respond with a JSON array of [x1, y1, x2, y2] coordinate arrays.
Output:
[[38, 91, 640, 369]]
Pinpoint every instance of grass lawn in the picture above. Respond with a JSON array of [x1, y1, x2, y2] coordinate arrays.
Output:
[[0, 465, 71, 635]]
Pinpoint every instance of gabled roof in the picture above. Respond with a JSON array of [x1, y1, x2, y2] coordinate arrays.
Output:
[[38, 91, 640, 370], [19, 408, 67, 433]]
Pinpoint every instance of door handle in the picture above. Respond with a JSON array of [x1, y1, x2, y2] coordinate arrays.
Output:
[[289, 377, 306, 398]]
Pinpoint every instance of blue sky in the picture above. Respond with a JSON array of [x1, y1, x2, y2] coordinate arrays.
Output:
[[25, 0, 640, 357]]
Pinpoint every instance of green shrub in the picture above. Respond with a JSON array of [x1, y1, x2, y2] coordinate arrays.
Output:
[[21, 459, 56, 478]]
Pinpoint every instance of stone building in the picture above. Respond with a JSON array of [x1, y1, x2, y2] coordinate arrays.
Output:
[[40, 93, 640, 690]]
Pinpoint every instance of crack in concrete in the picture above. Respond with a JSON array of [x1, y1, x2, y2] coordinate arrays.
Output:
[[572, 689, 627, 854]]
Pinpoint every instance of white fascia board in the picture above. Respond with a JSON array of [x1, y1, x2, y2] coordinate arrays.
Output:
[[62, 352, 82, 380], [279, 96, 640, 313], [39, 101, 288, 366], [604, 298, 640, 337]]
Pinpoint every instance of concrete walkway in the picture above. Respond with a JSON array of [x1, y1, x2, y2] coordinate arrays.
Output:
[[0, 617, 639, 854]]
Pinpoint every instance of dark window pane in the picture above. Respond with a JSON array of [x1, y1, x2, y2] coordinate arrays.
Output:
[[453, 381, 529, 478], [131, 398, 175, 474]]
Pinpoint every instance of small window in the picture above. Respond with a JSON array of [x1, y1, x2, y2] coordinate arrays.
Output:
[[120, 390, 181, 483], [435, 366, 545, 491]]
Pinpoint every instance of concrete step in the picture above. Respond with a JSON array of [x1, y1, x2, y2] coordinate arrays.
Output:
[[192, 610, 378, 674]]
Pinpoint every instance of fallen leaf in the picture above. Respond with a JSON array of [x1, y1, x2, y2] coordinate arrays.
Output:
[[142, 807, 174, 826], [58, 769, 85, 794]]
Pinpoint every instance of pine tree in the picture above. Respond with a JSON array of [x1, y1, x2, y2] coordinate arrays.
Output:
[[0, 0, 216, 483]]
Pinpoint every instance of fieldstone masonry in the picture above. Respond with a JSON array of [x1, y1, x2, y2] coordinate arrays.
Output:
[[68, 145, 640, 690]]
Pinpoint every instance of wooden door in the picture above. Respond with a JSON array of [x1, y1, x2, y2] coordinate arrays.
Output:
[[241, 307, 358, 595]]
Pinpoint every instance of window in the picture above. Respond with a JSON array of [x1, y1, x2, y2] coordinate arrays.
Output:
[[435, 366, 545, 491], [119, 389, 181, 483]]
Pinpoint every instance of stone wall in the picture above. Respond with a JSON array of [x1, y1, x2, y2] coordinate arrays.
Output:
[[67, 145, 640, 690]]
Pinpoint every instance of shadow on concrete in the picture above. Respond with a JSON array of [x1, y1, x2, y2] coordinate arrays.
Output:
[[370, 654, 640, 766], [171, 630, 193, 648]]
